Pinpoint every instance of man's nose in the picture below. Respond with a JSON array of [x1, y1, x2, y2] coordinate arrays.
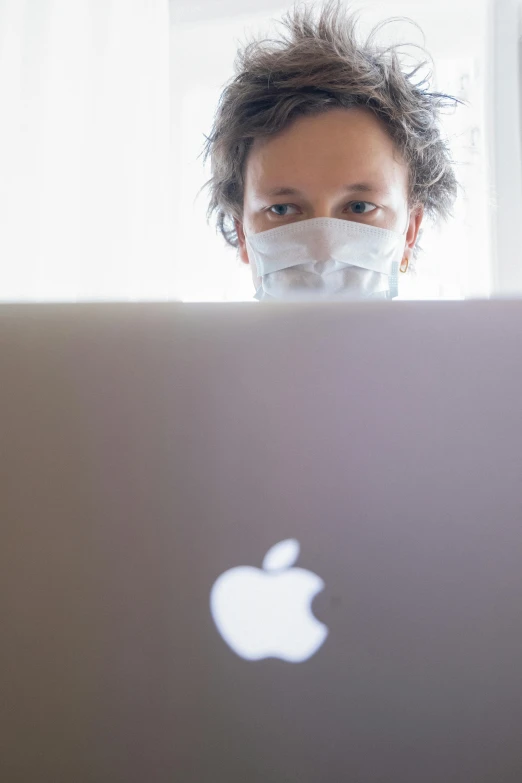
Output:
[[310, 201, 336, 220]]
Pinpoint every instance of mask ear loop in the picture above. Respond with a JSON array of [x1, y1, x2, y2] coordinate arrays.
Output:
[[389, 261, 400, 299], [391, 209, 412, 296], [245, 234, 264, 300]]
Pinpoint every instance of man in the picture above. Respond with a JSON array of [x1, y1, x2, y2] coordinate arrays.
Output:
[[202, 0, 460, 301]]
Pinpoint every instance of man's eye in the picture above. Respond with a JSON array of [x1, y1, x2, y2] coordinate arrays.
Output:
[[349, 201, 377, 214], [268, 204, 299, 216], [268, 202, 377, 217]]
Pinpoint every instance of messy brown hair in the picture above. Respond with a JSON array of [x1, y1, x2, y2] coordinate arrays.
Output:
[[200, 0, 462, 259]]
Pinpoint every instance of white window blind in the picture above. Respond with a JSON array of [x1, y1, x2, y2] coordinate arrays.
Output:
[[0, 0, 172, 303]]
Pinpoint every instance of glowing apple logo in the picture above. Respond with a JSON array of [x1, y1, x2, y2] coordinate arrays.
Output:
[[210, 539, 328, 663]]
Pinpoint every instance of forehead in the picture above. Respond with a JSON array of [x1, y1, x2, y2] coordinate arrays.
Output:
[[245, 107, 407, 193]]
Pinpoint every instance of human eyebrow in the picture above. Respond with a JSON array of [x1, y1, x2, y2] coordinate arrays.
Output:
[[264, 183, 378, 198]]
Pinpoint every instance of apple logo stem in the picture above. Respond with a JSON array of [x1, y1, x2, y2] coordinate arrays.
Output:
[[210, 539, 329, 663]]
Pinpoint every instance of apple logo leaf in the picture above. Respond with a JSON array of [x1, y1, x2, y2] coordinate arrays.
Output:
[[262, 538, 300, 572]]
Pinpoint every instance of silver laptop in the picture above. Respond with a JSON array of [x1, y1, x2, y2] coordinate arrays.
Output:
[[2, 300, 522, 782]]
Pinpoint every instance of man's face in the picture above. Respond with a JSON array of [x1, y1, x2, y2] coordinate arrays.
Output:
[[234, 107, 423, 288]]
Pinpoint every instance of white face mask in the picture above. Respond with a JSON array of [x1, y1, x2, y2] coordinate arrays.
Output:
[[246, 217, 407, 302]]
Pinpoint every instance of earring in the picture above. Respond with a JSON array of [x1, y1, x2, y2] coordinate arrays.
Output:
[[400, 256, 409, 274]]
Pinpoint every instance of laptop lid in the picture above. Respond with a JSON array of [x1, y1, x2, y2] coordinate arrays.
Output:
[[2, 301, 522, 782]]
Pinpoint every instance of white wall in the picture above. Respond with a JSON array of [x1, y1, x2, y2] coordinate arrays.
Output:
[[486, 0, 522, 295]]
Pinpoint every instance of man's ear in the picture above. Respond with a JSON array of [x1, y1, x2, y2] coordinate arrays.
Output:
[[399, 204, 423, 272], [406, 204, 424, 252], [234, 218, 250, 265]]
